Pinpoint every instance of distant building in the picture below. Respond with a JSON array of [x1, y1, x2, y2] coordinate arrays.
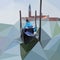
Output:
[[22, 4, 60, 21]]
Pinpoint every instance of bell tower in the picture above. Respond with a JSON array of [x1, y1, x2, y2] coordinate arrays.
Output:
[[28, 4, 31, 17]]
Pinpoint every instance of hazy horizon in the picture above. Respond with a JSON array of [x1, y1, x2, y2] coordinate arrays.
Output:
[[0, 0, 60, 24]]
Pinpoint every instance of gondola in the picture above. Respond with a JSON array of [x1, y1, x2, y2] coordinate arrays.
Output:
[[21, 27, 36, 44], [19, 10, 38, 44]]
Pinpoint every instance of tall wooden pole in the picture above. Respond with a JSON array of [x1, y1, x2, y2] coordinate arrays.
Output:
[[39, 0, 42, 44], [35, 10, 37, 29], [19, 10, 22, 33]]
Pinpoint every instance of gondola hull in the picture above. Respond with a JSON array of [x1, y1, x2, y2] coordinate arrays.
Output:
[[21, 28, 35, 44]]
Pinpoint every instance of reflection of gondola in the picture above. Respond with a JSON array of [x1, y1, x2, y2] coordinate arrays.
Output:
[[21, 28, 36, 44]]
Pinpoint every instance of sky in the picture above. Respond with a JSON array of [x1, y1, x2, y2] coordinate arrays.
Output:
[[0, 0, 60, 24]]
